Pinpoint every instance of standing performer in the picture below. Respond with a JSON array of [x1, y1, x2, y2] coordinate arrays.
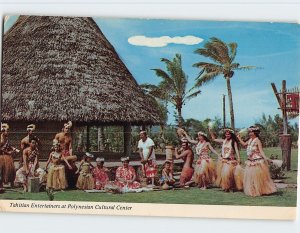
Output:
[[174, 139, 194, 187], [20, 124, 40, 168], [138, 131, 157, 179], [54, 121, 77, 162], [0, 123, 18, 189], [114, 157, 141, 190], [45, 139, 72, 190], [237, 126, 277, 197], [92, 157, 109, 190], [184, 131, 220, 190], [15, 139, 42, 192], [55, 121, 77, 188], [210, 128, 243, 192], [76, 152, 95, 190]]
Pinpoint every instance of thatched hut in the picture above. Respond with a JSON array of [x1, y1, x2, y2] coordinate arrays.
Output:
[[1, 16, 162, 159]]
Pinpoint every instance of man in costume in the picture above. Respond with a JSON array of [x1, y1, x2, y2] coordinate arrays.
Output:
[[174, 139, 194, 187], [20, 124, 40, 168], [54, 121, 77, 188], [15, 139, 44, 192]]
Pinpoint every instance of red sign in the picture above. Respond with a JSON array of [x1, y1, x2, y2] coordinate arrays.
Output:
[[286, 93, 299, 111]]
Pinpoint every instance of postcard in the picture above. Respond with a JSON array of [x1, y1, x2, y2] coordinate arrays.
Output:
[[0, 15, 298, 220]]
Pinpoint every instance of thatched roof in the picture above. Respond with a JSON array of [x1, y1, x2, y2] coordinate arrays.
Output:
[[2, 16, 162, 125]]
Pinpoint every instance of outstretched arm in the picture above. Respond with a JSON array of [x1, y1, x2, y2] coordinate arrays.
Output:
[[237, 134, 248, 147], [207, 142, 221, 157], [182, 132, 198, 144], [209, 129, 223, 144]]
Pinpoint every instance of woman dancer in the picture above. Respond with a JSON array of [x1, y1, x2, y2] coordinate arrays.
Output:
[[210, 128, 243, 192], [0, 123, 18, 189], [184, 131, 220, 190], [237, 126, 276, 197], [76, 152, 95, 190], [46, 140, 72, 190]]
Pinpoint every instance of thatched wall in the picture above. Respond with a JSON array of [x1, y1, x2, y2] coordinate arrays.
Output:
[[2, 16, 162, 125]]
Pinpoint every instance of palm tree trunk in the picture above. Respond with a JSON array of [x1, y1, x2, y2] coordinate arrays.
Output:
[[225, 77, 235, 130], [177, 106, 183, 128]]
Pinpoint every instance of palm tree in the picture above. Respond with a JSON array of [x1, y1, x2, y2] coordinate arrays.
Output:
[[193, 37, 255, 129], [140, 84, 168, 141], [143, 54, 201, 128]]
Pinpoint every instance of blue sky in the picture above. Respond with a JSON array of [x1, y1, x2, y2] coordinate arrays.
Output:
[[4, 16, 300, 128]]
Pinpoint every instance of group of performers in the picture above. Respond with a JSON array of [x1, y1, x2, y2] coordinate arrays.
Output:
[[0, 121, 277, 197], [176, 126, 277, 197]]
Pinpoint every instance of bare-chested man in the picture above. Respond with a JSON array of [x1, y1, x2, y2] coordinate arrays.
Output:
[[15, 139, 44, 192], [174, 140, 194, 187], [54, 121, 77, 189], [54, 121, 77, 162], [20, 124, 40, 168]]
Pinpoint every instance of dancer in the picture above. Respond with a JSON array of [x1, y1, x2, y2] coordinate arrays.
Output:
[[46, 140, 72, 190], [76, 152, 95, 190], [237, 126, 277, 197], [210, 128, 243, 192], [184, 131, 220, 189], [20, 124, 40, 168], [55, 121, 77, 188], [0, 123, 18, 188], [15, 139, 43, 192], [174, 139, 194, 187]]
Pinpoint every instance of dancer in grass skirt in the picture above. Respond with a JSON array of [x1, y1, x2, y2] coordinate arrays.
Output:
[[0, 123, 18, 189], [237, 126, 276, 197], [45, 140, 72, 190], [184, 131, 220, 189], [210, 128, 244, 192], [76, 152, 95, 190]]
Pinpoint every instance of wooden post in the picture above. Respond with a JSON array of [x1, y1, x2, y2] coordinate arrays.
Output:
[[282, 80, 288, 134], [124, 123, 132, 158], [86, 125, 90, 152], [97, 126, 105, 152], [222, 94, 226, 128], [271, 81, 292, 171]]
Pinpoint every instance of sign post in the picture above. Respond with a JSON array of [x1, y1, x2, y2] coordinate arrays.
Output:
[[271, 81, 299, 171]]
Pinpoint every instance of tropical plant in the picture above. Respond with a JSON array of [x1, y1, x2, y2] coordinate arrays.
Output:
[[193, 37, 256, 129], [143, 53, 201, 127]]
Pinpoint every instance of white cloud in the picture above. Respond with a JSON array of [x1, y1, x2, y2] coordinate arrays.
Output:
[[128, 35, 203, 47]]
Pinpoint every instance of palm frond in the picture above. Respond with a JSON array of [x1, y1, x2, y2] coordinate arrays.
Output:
[[194, 48, 224, 65], [195, 71, 221, 87], [235, 65, 258, 71], [193, 62, 223, 73], [228, 42, 237, 62], [184, 90, 201, 102], [151, 68, 174, 85]]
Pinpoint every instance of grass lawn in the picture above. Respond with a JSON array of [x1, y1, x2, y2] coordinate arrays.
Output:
[[0, 148, 298, 207]]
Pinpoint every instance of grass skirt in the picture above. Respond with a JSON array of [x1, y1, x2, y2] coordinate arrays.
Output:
[[47, 165, 67, 190], [194, 157, 215, 187], [244, 159, 276, 197], [1, 154, 16, 184], [76, 172, 94, 190], [216, 159, 244, 191]]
